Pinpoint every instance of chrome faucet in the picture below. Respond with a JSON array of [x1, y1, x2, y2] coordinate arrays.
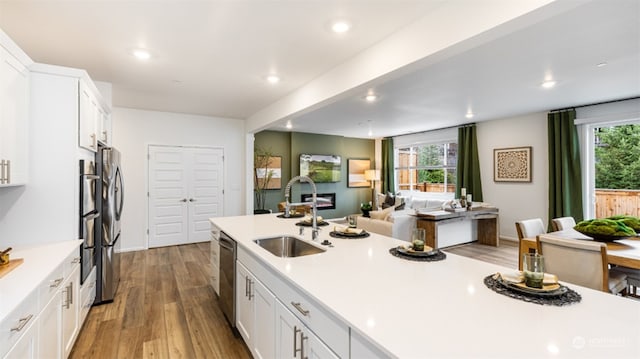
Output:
[[284, 175, 320, 240]]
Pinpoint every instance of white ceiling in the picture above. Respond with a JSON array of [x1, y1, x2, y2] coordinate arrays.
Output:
[[1, 0, 639, 139]]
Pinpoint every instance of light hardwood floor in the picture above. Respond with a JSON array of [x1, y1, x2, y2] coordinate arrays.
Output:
[[70, 240, 518, 358], [70, 242, 251, 359]]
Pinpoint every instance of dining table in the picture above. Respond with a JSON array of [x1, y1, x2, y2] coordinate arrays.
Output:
[[523, 228, 640, 269]]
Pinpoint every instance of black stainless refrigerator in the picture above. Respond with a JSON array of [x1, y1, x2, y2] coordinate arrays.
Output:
[[95, 144, 124, 304]]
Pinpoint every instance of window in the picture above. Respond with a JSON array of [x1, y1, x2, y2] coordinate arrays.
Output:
[[394, 142, 457, 193]]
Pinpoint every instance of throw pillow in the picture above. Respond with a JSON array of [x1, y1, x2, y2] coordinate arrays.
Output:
[[370, 206, 394, 220], [382, 192, 396, 209]]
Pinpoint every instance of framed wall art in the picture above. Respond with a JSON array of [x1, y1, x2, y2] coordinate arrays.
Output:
[[299, 154, 341, 183], [494, 146, 532, 182], [255, 155, 282, 189], [347, 158, 371, 188]]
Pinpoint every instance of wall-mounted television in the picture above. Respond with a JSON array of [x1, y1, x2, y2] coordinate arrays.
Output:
[[299, 154, 341, 183]]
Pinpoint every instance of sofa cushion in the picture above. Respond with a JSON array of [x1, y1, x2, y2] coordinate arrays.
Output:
[[382, 192, 396, 209], [370, 206, 394, 221]]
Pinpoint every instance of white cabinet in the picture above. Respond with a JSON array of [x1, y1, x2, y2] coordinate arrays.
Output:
[[37, 288, 62, 359], [79, 266, 96, 326], [275, 300, 338, 359], [78, 80, 101, 151], [98, 109, 111, 146], [236, 262, 275, 359], [4, 316, 37, 359], [210, 227, 220, 295], [0, 44, 29, 186], [61, 264, 79, 358], [1, 291, 38, 358]]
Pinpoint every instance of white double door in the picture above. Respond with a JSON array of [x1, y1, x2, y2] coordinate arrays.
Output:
[[148, 145, 224, 248]]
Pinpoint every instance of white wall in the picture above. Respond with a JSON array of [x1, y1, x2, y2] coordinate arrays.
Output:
[[477, 112, 548, 241], [112, 108, 245, 252]]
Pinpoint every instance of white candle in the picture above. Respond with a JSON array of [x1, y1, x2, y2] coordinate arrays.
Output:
[[461, 188, 466, 197]]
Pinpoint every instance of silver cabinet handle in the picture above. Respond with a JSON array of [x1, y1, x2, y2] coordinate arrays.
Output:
[[5, 160, 9, 184], [11, 314, 33, 332], [102, 130, 108, 141], [68, 282, 74, 305], [1, 159, 5, 184], [180, 198, 187, 202], [293, 326, 301, 357], [89, 133, 96, 148], [72, 257, 81, 264], [50, 277, 64, 288], [248, 279, 254, 300], [291, 302, 309, 317], [245, 276, 249, 297]]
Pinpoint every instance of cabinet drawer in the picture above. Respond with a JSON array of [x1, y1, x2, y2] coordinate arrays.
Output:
[[63, 250, 81, 278], [38, 261, 65, 311], [0, 289, 38, 358]]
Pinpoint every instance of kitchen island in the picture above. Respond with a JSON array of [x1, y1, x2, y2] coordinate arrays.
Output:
[[211, 214, 640, 358]]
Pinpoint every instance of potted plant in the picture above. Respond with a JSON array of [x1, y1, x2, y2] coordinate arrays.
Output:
[[361, 202, 372, 217], [254, 146, 275, 214]]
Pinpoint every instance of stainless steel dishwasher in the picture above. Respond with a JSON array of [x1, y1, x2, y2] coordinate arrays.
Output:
[[219, 231, 236, 328]]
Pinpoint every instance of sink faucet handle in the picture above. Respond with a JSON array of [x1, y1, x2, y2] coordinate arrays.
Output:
[[312, 227, 321, 241], [299, 226, 304, 235]]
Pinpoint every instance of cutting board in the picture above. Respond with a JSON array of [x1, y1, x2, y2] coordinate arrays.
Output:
[[0, 258, 24, 279]]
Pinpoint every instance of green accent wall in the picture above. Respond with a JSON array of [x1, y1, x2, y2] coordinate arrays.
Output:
[[254, 131, 375, 218]]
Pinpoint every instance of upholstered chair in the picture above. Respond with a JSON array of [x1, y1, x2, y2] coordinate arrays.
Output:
[[551, 217, 577, 231], [515, 218, 546, 270], [536, 234, 628, 295]]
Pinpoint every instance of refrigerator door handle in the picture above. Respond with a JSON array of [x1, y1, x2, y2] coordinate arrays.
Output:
[[115, 167, 124, 220]]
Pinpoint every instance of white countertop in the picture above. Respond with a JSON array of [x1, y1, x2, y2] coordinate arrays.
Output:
[[0, 240, 82, 322], [212, 214, 640, 358]]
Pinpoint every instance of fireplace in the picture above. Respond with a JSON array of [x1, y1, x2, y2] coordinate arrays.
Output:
[[301, 193, 336, 210]]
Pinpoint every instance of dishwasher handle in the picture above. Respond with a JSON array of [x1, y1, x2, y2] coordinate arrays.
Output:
[[219, 234, 235, 250]]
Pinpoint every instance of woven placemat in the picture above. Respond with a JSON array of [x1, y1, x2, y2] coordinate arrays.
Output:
[[295, 221, 330, 227], [484, 274, 582, 306], [329, 231, 370, 239], [388, 247, 446, 262]]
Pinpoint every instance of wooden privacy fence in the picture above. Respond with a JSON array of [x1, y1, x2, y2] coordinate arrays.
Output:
[[595, 189, 640, 218], [397, 183, 456, 193]]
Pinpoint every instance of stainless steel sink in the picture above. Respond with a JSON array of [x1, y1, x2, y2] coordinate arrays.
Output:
[[254, 236, 325, 257]]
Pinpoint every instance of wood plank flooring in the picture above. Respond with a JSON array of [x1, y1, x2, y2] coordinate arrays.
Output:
[[70, 240, 518, 358], [70, 242, 251, 359], [443, 239, 519, 269]]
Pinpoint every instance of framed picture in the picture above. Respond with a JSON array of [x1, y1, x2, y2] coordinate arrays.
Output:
[[494, 146, 532, 182], [347, 158, 371, 188], [255, 156, 282, 189], [299, 154, 341, 183]]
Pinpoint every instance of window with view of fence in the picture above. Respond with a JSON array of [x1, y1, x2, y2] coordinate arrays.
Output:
[[395, 142, 457, 193]]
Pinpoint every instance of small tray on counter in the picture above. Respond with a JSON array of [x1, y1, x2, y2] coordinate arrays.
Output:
[[329, 230, 370, 239], [296, 221, 330, 227], [395, 246, 438, 258]]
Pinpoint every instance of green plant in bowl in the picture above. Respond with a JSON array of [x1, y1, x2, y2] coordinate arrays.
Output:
[[574, 218, 636, 241], [606, 215, 640, 233]]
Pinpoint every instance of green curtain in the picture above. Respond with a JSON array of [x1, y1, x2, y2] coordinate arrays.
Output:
[[456, 124, 483, 201], [381, 137, 395, 194], [548, 109, 583, 230]]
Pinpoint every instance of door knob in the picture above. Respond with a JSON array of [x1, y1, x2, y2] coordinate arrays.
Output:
[[180, 198, 187, 202]]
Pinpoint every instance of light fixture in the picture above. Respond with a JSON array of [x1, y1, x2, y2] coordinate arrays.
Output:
[[596, 62, 608, 68], [266, 74, 280, 84], [331, 21, 351, 33], [131, 48, 151, 61], [541, 79, 556, 89], [364, 169, 381, 208], [465, 111, 474, 119], [365, 94, 377, 102], [285, 120, 292, 129]]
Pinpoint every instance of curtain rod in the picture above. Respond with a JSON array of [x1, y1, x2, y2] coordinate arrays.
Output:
[[549, 96, 640, 113]]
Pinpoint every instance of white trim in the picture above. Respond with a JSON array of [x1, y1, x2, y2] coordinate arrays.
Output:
[[393, 127, 457, 148]]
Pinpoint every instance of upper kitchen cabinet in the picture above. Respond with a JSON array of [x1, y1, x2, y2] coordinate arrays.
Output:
[[0, 30, 32, 187], [79, 79, 111, 150]]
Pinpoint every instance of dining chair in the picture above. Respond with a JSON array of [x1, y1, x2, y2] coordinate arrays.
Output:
[[515, 218, 546, 270], [551, 216, 576, 231], [536, 234, 628, 294]]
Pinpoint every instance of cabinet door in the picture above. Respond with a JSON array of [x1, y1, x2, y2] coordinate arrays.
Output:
[[252, 278, 275, 359], [78, 81, 97, 151], [5, 317, 38, 359], [275, 301, 338, 359], [0, 46, 29, 186], [61, 265, 80, 358], [98, 108, 111, 145], [37, 291, 62, 359], [235, 262, 253, 345]]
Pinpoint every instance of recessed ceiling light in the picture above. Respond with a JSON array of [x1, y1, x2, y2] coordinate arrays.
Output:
[[465, 111, 474, 119], [286, 120, 292, 129], [596, 62, 608, 68], [331, 21, 351, 33], [365, 94, 377, 102], [266, 75, 280, 84], [541, 80, 556, 89], [131, 48, 151, 61]]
